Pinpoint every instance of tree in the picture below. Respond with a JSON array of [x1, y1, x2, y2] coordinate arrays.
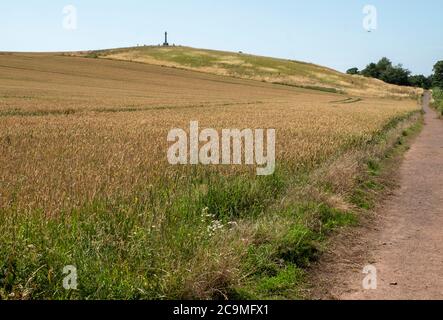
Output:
[[346, 68, 359, 75], [409, 74, 432, 89], [380, 64, 411, 86], [355, 58, 435, 89], [376, 57, 393, 74], [428, 75, 434, 88], [433, 61, 443, 88], [361, 63, 380, 78]]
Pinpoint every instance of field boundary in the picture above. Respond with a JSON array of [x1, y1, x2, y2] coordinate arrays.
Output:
[[306, 109, 424, 299], [226, 110, 423, 299]]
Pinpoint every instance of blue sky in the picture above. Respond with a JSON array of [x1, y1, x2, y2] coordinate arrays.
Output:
[[1, 0, 442, 75]]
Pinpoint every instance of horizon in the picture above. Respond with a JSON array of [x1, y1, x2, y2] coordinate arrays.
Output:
[[1, 0, 442, 76]]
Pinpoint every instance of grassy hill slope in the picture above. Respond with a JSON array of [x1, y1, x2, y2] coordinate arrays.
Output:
[[71, 46, 421, 98]]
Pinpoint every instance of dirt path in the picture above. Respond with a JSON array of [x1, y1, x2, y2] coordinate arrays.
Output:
[[310, 92, 443, 300]]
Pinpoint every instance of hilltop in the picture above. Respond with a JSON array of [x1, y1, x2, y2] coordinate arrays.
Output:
[[70, 46, 421, 98]]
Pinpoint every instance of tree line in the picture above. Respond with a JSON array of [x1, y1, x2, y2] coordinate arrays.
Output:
[[347, 58, 443, 90]]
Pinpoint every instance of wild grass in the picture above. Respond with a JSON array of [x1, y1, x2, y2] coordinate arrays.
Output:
[[431, 87, 443, 116]]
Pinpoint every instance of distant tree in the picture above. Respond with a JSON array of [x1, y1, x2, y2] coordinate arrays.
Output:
[[359, 57, 435, 88], [428, 74, 434, 88], [409, 74, 432, 89], [361, 63, 380, 78], [380, 64, 411, 86], [433, 61, 443, 88], [346, 67, 359, 75], [376, 57, 393, 74]]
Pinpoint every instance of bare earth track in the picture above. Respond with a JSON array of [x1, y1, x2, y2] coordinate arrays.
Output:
[[311, 92, 443, 300]]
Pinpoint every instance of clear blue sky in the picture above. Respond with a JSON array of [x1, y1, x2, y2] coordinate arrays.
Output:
[[1, 0, 442, 75]]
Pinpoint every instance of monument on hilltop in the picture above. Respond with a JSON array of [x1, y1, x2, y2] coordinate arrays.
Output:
[[163, 32, 169, 46]]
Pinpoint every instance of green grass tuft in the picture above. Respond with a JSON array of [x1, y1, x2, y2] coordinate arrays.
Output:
[[432, 88, 443, 116]]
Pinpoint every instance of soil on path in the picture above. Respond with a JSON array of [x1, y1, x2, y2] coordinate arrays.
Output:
[[310, 92, 443, 300]]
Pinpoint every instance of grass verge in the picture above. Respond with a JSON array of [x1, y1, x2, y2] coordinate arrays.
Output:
[[431, 88, 443, 116], [230, 112, 423, 299]]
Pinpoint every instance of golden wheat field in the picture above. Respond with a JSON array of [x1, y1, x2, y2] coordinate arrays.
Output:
[[0, 52, 421, 299], [0, 53, 419, 213]]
